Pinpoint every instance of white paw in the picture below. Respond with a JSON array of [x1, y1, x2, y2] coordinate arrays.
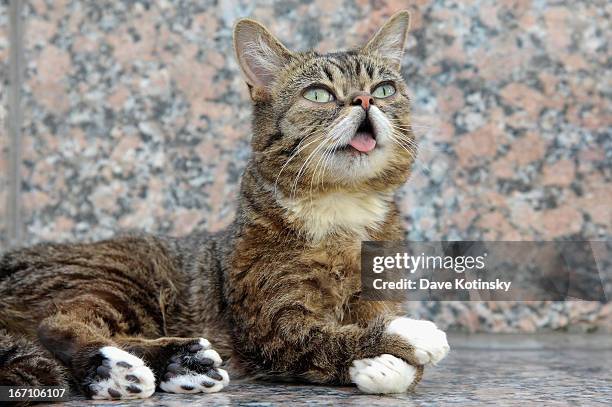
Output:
[[89, 346, 155, 400], [387, 317, 450, 365], [160, 338, 230, 394], [350, 354, 417, 394], [160, 369, 230, 394]]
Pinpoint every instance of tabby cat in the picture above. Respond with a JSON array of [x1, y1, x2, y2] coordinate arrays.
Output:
[[0, 11, 449, 399]]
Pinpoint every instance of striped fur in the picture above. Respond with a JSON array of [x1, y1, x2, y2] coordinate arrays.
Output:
[[0, 11, 428, 398]]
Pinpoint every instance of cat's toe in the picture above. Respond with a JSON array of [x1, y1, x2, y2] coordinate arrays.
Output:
[[159, 338, 229, 394], [350, 354, 417, 394], [86, 346, 155, 400]]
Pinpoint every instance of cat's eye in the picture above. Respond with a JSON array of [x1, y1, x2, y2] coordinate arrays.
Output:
[[372, 83, 396, 99], [303, 88, 335, 103]]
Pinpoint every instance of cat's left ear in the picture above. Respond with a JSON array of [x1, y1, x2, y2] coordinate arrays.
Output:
[[361, 11, 411, 70], [233, 18, 293, 96]]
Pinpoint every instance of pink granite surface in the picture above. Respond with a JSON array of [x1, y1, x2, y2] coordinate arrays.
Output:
[[1, 0, 611, 332], [0, 1, 9, 249]]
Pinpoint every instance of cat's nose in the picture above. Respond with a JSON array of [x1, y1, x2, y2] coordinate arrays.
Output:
[[351, 94, 374, 111]]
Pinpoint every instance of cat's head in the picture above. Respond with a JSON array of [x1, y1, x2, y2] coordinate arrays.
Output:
[[233, 11, 415, 199]]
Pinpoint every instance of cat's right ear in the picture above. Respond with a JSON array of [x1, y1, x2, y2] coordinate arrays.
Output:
[[233, 19, 293, 99]]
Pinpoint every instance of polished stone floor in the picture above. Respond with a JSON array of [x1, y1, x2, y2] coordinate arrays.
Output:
[[47, 334, 612, 406]]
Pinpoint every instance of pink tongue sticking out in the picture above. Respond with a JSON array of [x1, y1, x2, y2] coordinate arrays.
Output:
[[349, 132, 376, 153]]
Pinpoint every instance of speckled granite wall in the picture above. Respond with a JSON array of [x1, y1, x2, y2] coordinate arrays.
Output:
[[0, 1, 9, 249], [1, 0, 610, 332]]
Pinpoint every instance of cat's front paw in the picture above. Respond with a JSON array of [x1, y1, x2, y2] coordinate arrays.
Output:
[[159, 338, 229, 394], [86, 346, 156, 400], [349, 354, 418, 394], [387, 317, 450, 365]]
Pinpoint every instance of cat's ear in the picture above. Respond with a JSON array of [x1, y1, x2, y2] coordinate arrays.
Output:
[[233, 18, 293, 92], [361, 11, 411, 70]]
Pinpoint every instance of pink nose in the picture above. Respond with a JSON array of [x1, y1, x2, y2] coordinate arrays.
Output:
[[352, 94, 373, 111]]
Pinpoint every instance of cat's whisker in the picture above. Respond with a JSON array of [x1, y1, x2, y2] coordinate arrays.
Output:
[[290, 136, 331, 200], [391, 127, 443, 157], [309, 137, 337, 201], [388, 131, 436, 178], [292, 111, 357, 200], [392, 135, 418, 153], [321, 140, 342, 185], [394, 124, 429, 130], [273, 133, 326, 196], [388, 131, 418, 161], [393, 140, 419, 161], [390, 135, 418, 151], [292, 148, 326, 199], [311, 147, 331, 196], [315, 137, 344, 193], [390, 139, 416, 162]]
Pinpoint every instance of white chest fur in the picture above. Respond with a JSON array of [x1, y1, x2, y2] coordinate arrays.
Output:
[[281, 191, 391, 242]]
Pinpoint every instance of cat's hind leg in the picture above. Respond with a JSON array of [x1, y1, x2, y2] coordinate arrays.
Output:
[[0, 330, 69, 388], [37, 298, 156, 400]]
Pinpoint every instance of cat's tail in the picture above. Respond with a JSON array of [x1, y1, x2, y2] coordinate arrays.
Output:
[[0, 329, 69, 388]]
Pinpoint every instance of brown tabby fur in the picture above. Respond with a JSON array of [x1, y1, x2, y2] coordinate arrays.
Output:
[[0, 11, 425, 396]]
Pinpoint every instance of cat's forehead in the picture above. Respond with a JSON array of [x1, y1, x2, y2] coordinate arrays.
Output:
[[286, 51, 400, 96]]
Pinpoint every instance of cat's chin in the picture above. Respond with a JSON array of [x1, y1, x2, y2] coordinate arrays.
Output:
[[324, 144, 392, 182]]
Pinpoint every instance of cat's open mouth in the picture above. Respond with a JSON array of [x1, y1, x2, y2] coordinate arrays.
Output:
[[339, 118, 377, 154]]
